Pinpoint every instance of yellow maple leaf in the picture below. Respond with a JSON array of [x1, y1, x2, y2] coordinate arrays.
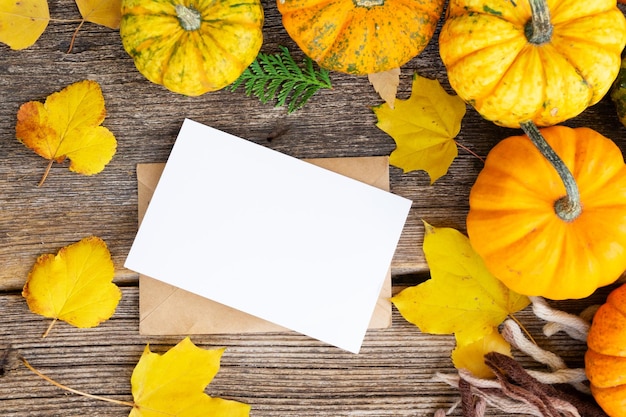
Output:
[[16, 80, 117, 186], [130, 337, 251, 417], [373, 73, 466, 183], [75, 0, 122, 29], [451, 331, 512, 378], [391, 221, 529, 346], [22, 236, 121, 337], [0, 0, 50, 50]]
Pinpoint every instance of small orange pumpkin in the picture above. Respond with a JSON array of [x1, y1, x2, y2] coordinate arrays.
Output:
[[586, 283, 626, 417], [467, 125, 626, 300], [277, 0, 445, 75]]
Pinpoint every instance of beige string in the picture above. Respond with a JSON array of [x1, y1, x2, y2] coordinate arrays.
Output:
[[433, 297, 598, 416]]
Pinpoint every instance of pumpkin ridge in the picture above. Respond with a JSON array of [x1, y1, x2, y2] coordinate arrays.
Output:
[[315, 10, 357, 65], [440, 16, 523, 68], [450, 39, 527, 103], [192, 25, 253, 82]]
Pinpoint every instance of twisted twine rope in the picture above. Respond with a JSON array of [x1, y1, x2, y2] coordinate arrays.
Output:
[[433, 297, 604, 417]]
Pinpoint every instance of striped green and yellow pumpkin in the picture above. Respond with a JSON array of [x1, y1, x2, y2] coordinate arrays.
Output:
[[120, 0, 264, 96], [276, 0, 445, 75]]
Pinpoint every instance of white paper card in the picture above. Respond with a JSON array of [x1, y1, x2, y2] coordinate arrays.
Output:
[[125, 119, 412, 353]]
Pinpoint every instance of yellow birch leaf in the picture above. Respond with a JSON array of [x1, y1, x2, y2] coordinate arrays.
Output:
[[130, 337, 251, 417], [16, 80, 117, 186], [451, 331, 512, 378], [75, 0, 122, 29], [391, 222, 529, 346], [22, 236, 121, 337], [0, 0, 50, 50], [373, 73, 466, 183]]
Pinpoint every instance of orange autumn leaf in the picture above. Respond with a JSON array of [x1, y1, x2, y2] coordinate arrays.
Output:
[[0, 0, 50, 50], [130, 337, 251, 417], [75, 0, 122, 29], [22, 236, 121, 337], [16, 80, 117, 186]]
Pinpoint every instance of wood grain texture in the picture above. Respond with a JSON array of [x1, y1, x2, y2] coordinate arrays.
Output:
[[1, 1, 625, 415], [0, 287, 597, 417]]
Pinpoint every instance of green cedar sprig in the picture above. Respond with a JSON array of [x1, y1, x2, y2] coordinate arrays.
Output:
[[230, 46, 332, 113]]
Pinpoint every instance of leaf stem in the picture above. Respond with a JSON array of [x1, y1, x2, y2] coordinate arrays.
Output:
[[454, 140, 485, 163], [507, 314, 537, 345], [519, 121, 582, 222], [20, 356, 136, 408], [67, 19, 86, 54], [41, 318, 57, 338], [38, 159, 54, 187]]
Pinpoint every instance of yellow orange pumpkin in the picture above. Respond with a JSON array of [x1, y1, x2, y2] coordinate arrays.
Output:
[[277, 0, 445, 75], [467, 126, 626, 300], [586, 283, 626, 417], [439, 0, 626, 128], [120, 0, 264, 96]]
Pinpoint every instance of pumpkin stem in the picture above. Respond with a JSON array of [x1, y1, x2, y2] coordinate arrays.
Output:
[[353, 0, 385, 7], [525, 0, 552, 44], [175, 4, 202, 31], [520, 121, 582, 222]]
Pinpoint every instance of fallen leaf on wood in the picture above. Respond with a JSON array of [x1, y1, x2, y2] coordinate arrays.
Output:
[[16, 80, 117, 186], [451, 332, 511, 379], [20, 337, 250, 416], [392, 221, 529, 375], [75, 0, 122, 29], [130, 337, 251, 417], [368, 68, 400, 109], [373, 73, 466, 183], [22, 236, 121, 337], [0, 0, 49, 50]]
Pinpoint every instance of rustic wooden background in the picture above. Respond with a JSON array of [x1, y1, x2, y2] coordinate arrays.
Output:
[[1, 1, 624, 416]]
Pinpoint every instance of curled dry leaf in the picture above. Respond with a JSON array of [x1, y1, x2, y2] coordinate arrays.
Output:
[[368, 68, 401, 109], [22, 236, 121, 337]]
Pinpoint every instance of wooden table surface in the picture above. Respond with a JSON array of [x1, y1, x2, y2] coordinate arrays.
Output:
[[1, 1, 624, 416]]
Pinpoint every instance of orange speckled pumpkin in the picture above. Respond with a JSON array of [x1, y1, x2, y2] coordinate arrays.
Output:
[[277, 0, 445, 75], [120, 0, 264, 96], [467, 126, 626, 300], [586, 283, 626, 417], [439, 0, 626, 128]]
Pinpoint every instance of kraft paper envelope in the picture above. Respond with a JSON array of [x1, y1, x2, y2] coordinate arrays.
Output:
[[126, 119, 411, 353], [137, 156, 395, 336]]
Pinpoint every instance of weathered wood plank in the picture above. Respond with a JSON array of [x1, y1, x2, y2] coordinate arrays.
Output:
[[2, 1, 624, 291], [2, 1, 625, 416], [0, 287, 596, 417]]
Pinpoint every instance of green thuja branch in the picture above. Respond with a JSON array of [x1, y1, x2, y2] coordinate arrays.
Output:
[[230, 46, 332, 113]]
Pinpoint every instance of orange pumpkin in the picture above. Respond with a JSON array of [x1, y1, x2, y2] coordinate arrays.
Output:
[[276, 0, 445, 75], [467, 125, 626, 300], [586, 283, 626, 417]]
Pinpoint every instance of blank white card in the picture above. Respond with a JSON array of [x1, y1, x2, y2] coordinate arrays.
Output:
[[125, 119, 412, 353]]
